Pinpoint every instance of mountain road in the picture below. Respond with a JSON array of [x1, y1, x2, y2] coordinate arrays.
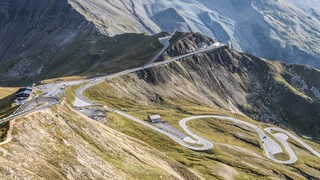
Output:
[[1, 37, 319, 165]]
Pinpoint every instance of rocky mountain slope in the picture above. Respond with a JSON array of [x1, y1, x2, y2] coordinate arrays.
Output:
[[0, 104, 200, 179], [69, 0, 320, 69], [0, 0, 164, 86], [1, 0, 319, 85], [1, 34, 319, 179], [0, 1, 319, 178], [83, 33, 320, 179], [89, 33, 320, 140]]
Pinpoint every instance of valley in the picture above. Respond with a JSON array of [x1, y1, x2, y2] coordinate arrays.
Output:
[[1, 0, 320, 179], [1, 33, 319, 179]]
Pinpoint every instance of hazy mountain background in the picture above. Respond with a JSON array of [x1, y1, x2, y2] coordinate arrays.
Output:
[[69, 0, 320, 68], [0, 1, 320, 179], [1, 0, 320, 84]]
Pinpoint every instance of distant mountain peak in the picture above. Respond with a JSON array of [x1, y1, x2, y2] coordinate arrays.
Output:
[[68, 0, 320, 69]]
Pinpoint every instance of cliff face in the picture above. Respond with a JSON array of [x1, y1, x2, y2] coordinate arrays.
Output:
[[100, 34, 320, 139], [0, 104, 200, 179]]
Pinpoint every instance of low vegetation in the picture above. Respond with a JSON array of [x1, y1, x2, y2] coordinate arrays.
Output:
[[0, 88, 18, 142], [85, 81, 320, 179], [0, 87, 18, 99], [62, 83, 86, 106], [0, 122, 9, 141], [1, 31, 166, 86], [0, 103, 201, 179], [40, 76, 83, 85], [0, 91, 19, 119]]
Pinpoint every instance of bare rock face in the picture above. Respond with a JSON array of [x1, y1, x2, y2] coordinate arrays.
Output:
[[0, 105, 200, 179], [164, 32, 215, 58]]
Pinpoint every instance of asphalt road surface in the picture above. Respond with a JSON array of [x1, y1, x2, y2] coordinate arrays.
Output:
[[111, 109, 214, 151], [265, 127, 320, 159], [144, 36, 172, 66], [179, 115, 285, 162], [1, 37, 319, 165], [1, 97, 59, 123]]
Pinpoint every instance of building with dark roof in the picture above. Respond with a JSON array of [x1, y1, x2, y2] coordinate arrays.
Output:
[[16, 87, 33, 101], [147, 114, 162, 123]]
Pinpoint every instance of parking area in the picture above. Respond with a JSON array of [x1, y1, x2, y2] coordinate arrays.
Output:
[[154, 122, 189, 140], [75, 107, 107, 121]]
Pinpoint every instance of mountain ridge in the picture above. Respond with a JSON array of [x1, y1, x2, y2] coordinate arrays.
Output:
[[0, 0, 167, 86], [0, 2, 320, 178], [85, 32, 320, 139], [1, 0, 320, 86], [68, 0, 320, 69], [0, 104, 201, 179]]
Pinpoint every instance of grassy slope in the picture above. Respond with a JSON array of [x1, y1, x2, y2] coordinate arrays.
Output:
[[47, 32, 165, 78], [2, 32, 165, 86], [0, 0, 165, 86], [0, 88, 18, 141], [0, 87, 18, 99], [0, 121, 9, 141], [253, 59, 320, 139], [0, 103, 201, 179], [0, 92, 18, 118], [85, 81, 320, 179], [157, 32, 320, 139], [62, 83, 86, 106]]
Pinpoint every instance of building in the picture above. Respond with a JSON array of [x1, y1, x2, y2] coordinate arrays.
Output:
[[16, 87, 33, 101], [147, 114, 162, 123]]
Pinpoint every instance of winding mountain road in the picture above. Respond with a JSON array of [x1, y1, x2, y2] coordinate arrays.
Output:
[[1, 37, 319, 165], [73, 59, 320, 164], [180, 116, 300, 164], [1, 97, 59, 123], [111, 109, 213, 151], [144, 36, 172, 66], [265, 127, 320, 158]]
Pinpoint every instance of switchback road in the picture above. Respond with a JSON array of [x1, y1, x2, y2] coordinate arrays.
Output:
[[1, 37, 319, 165]]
